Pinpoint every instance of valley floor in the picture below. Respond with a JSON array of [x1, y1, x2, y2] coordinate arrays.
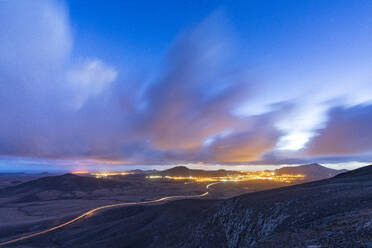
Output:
[[0, 173, 291, 245]]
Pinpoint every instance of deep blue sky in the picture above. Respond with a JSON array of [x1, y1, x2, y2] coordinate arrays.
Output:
[[67, 0, 371, 69], [0, 0, 372, 172]]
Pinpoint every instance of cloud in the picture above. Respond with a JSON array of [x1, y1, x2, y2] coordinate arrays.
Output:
[[2, 1, 371, 168], [0, 4, 283, 164], [139, 14, 252, 151], [67, 59, 118, 109], [0, 0, 71, 74], [253, 104, 372, 165], [200, 114, 282, 162], [0, 0, 118, 159], [304, 104, 372, 156]]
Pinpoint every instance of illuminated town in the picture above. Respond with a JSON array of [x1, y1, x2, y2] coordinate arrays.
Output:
[[92, 172, 132, 178], [72, 171, 132, 178], [147, 171, 305, 183], [72, 170, 305, 183]]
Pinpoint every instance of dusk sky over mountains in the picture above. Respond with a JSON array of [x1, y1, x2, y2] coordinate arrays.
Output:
[[1, 0, 372, 171]]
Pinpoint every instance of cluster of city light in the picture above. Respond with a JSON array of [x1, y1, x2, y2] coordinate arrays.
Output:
[[91, 172, 132, 178], [147, 171, 305, 183], [72, 171, 132, 178], [147, 175, 219, 182]]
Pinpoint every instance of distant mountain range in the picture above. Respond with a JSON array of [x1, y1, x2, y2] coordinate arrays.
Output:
[[26, 164, 372, 248], [0, 164, 346, 204]]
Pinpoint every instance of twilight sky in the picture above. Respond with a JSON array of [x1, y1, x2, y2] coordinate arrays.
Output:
[[1, 0, 372, 171]]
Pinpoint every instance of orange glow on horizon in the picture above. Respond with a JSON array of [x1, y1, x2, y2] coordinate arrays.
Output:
[[92, 171, 132, 178], [72, 170, 89, 174]]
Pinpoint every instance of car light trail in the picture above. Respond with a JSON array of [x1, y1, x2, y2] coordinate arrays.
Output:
[[0, 182, 218, 247]]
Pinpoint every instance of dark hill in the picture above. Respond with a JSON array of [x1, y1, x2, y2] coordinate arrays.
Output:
[[0, 174, 128, 194], [158, 166, 237, 177], [0, 174, 130, 202], [275, 163, 347, 180], [334, 164, 372, 179], [162, 166, 191, 175], [23, 165, 372, 248]]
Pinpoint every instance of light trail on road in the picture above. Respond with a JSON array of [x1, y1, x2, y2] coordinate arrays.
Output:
[[0, 182, 220, 247]]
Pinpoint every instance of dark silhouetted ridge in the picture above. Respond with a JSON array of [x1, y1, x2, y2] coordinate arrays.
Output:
[[0, 173, 129, 195], [334, 164, 372, 179], [163, 166, 190, 175], [158, 166, 234, 177]]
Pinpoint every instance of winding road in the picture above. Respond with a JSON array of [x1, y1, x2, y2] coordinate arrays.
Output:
[[0, 182, 220, 247]]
